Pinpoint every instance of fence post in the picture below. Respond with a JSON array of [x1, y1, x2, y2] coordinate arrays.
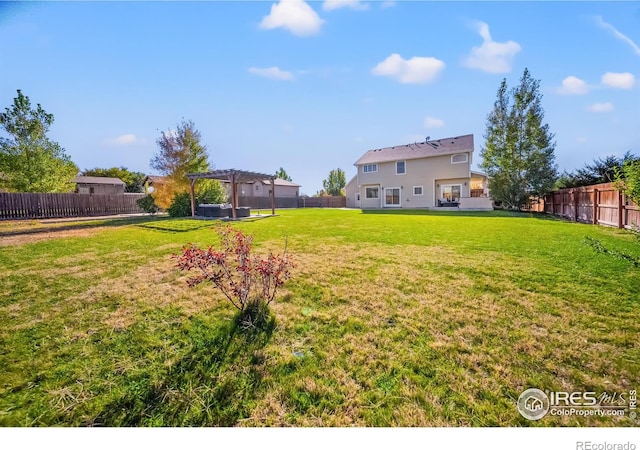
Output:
[[574, 189, 579, 222], [618, 191, 624, 229], [592, 188, 598, 225]]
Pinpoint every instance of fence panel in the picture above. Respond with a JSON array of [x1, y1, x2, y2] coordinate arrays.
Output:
[[0, 193, 146, 220], [538, 183, 637, 229], [297, 196, 346, 208]]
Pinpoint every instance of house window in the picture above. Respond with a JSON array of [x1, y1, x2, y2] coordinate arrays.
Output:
[[396, 161, 406, 175], [365, 187, 379, 199], [451, 154, 468, 164], [384, 187, 401, 207], [413, 186, 423, 196], [441, 185, 462, 202], [363, 164, 377, 173]]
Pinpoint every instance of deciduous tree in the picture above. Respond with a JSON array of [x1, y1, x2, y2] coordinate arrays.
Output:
[[0, 90, 78, 192], [322, 168, 346, 196], [480, 69, 557, 209], [150, 119, 224, 208]]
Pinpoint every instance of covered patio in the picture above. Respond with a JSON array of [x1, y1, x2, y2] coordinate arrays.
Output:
[[186, 169, 276, 219]]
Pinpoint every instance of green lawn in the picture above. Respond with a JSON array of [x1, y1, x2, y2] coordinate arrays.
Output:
[[0, 209, 638, 426]]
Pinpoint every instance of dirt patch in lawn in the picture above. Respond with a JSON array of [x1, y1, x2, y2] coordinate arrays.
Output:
[[0, 227, 111, 247]]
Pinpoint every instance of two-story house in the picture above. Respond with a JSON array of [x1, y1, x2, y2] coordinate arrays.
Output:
[[345, 134, 492, 210]]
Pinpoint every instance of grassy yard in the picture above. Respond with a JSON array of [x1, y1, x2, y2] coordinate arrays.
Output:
[[0, 209, 638, 426]]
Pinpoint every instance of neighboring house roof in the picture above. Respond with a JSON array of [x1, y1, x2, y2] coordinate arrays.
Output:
[[355, 134, 474, 165], [260, 178, 301, 187], [471, 170, 488, 178], [73, 176, 125, 186]]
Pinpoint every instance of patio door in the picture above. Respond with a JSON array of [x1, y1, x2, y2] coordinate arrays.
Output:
[[384, 187, 401, 207], [441, 184, 461, 202]]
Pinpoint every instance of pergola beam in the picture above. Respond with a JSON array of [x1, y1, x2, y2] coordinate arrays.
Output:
[[186, 169, 277, 218]]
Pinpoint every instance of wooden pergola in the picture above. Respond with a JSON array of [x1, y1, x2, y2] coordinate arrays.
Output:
[[186, 169, 276, 219]]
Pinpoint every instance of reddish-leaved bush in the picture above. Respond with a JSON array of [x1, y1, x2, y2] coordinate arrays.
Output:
[[175, 225, 293, 328]]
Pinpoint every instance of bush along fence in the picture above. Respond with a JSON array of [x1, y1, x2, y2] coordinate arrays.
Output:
[[528, 182, 639, 229], [0, 193, 146, 220]]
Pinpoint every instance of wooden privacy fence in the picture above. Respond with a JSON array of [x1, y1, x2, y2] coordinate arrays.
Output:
[[237, 196, 298, 209], [236, 196, 346, 209], [298, 196, 346, 208], [529, 182, 639, 229], [0, 193, 146, 220]]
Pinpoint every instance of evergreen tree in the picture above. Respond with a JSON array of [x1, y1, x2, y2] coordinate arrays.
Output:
[[480, 69, 557, 209], [275, 167, 292, 181]]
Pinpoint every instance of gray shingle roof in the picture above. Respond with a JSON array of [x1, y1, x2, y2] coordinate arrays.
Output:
[[354, 134, 474, 165], [73, 176, 125, 185]]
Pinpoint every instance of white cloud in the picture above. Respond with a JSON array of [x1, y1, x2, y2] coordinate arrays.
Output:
[[601, 72, 635, 89], [380, 1, 396, 9], [372, 53, 445, 84], [587, 102, 614, 113], [259, 0, 324, 37], [424, 116, 445, 128], [248, 66, 295, 81], [557, 76, 590, 95], [323, 0, 369, 11], [463, 21, 521, 73], [594, 16, 640, 56], [105, 134, 139, 146]]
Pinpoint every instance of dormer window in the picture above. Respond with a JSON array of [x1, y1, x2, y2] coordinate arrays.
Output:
[[396, 161, 406, 175], [451, 154, 468, 164]]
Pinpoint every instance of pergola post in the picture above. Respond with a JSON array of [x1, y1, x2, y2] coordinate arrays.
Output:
[[230, 172, 237, 219], [189, 178, 196, 217], [270, 178, 275, 216]]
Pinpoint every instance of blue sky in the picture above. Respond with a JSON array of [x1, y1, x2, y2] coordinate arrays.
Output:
[[1, 1, 639, 195]]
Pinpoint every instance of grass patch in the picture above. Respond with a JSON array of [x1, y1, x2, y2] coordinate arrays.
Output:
[[0, 209, 638, 426]]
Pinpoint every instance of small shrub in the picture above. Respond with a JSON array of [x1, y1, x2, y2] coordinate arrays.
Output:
[[175, 226, 293, 330], [167, 192, 192, 217], [137, 194, 159, 215], [167, 181, 229, 217]]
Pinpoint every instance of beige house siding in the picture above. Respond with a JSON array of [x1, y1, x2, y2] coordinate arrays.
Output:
[[234, 181, 300, 198], [356, 153, 471, 208], [345, 176, 358, 208], [76, 183, 125, 195]]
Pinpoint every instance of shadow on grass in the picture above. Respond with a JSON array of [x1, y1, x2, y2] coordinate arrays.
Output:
[[135, 219, 217, 233], [360, 209, 525, 218], [360, 208, 570, 222], [0, 215, 171, 238], [92, 312, 276, 426]]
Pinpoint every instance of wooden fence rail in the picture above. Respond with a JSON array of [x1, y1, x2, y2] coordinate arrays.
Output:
[[528, 182, 639, 229], [0, 193, 146, 220]]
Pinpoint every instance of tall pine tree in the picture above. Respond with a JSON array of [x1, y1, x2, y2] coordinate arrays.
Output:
[[480, 69, 557, 209]]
